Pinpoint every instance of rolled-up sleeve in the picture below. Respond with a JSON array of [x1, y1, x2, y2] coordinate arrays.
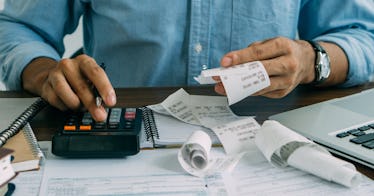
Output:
[[298, 0, 374, 87], [0, 0, 83, 90]]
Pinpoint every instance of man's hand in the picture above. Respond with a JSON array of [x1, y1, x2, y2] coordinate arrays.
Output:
[[22, 55, 116, 121], [214, 37, 317, 98]]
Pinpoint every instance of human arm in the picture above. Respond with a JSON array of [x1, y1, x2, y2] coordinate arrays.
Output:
[[0, 1, 114, 121], [214, 0, 374, 98]]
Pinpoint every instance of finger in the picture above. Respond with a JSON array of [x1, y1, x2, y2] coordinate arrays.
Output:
[[41, 82, 68, 111], [48, 63, 81, 110], [261, 56, 295, 77], [77, 57, 117, 107], [252, 76, 294, 98], [214, 82, 227, 95], [221, 37, 290, 67], [212, 76, 221, 82], [62, 57, 108, 121], [258, 89, 292, 99]]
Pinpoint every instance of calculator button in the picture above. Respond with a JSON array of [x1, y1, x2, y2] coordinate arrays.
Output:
[[124, 112, 136, 120], [94, 122, 106, 129], [64, 125, 76, 131], [79, 125, 92, 131], [82, 112, 93, 125]]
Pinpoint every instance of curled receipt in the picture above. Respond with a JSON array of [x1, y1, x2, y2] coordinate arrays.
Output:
[[255, 120, 362, 188], [178, 130, 243, 177], [194, 61, 270, 105]]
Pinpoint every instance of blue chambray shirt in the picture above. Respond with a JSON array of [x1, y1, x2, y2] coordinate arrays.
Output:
[[0, 0, 374, 90]]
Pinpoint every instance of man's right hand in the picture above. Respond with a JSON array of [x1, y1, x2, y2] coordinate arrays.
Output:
[[22, 55, 116, 122]]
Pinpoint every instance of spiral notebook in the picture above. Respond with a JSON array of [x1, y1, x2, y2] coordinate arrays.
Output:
[[141, 107, 220, 148], [0, 98, 48, 172]]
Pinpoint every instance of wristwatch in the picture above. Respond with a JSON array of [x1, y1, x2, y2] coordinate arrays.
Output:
[[307, 40, 331, 85]]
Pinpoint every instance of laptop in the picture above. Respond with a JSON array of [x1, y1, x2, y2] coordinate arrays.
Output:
[[269, 88, 374, 169]]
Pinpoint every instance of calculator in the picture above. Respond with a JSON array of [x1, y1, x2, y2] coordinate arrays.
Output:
[[52, 107, 142, 158]]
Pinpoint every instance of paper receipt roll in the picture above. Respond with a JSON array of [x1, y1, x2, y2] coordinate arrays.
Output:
[[255, 120, 362, 188], [178, 130, 212, 177]]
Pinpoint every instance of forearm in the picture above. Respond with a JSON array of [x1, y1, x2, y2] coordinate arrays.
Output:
[[22, 57, 58, 96]]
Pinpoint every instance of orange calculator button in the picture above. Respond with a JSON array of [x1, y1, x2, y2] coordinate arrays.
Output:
[[79, 125, 92, 131], [64, 125, 76, 131]]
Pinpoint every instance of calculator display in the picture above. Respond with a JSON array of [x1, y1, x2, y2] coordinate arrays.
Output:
[[52, 107, 142, 158]]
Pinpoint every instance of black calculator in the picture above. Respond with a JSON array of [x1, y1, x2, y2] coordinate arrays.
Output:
[[52, 107, 142, 158]]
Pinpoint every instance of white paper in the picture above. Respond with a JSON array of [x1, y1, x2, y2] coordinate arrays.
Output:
[[178, 130, 212, 177], [211, 117, 260, 155], [146, 103, 170, 116], [39, 144, 231, 196], [150, 90, 365, 188], [193, 74, 217, 84], [178, 130, 245, 178], [188, 95, 240, 128], [155, 89, 260, 178], [159, 88, 242, 128], [160, 89, 201, 125], [196, 61, 270, 105], [255, 120, 362, 187], [231, 149, 374, 196]]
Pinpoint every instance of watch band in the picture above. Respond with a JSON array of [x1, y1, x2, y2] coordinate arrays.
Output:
[[306, 40, 329, 85]]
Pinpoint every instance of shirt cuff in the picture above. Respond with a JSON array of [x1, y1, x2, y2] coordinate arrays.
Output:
[[3, 41, 60, 90]]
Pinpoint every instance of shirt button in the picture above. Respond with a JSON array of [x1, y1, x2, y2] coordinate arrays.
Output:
[[194, 43, 202, 54], [201, 64, 208, 70]]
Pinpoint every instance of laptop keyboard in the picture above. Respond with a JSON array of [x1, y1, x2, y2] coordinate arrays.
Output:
[[336, 123, 374, 149]]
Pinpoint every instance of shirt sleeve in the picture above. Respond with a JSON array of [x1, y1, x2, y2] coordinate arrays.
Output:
[[0, 0, 84, 90], [298, 0, 374, 87]]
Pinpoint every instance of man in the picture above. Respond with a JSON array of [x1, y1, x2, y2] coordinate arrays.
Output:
[[0, 0, 373, 121]]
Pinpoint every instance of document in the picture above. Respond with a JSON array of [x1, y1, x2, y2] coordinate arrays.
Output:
[[12, 141, 374, 196], [39, 146, 231, 196]]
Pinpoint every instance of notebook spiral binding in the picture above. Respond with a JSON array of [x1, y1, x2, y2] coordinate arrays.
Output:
[[23, 123, 45, 162], [141, 107, 159, 147], [0, 97, 48, 147]]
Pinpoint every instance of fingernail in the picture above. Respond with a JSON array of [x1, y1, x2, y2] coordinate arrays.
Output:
[[221, 56, 233, 67], [106, 90, 117, 105]]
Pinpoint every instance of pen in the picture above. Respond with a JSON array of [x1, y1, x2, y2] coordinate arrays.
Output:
[[94, 63, 106, 107]]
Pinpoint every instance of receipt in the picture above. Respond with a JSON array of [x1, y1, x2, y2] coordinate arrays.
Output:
[[178, 130, 244, 177], [211, 117, 260, 155], [195, 61, 270, 105], [178, 130, 212, 177], [158, 88, 241, 128], [255, 120, 362, 187]]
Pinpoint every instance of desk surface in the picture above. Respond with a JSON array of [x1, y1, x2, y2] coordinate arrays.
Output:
[[1, 84, 373, 179]]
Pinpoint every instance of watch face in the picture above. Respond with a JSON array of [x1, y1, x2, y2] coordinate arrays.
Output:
[[320, 53, 331, 78]]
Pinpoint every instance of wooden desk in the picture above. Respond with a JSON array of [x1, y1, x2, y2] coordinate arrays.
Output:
[[1, 84, 373, 179]]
